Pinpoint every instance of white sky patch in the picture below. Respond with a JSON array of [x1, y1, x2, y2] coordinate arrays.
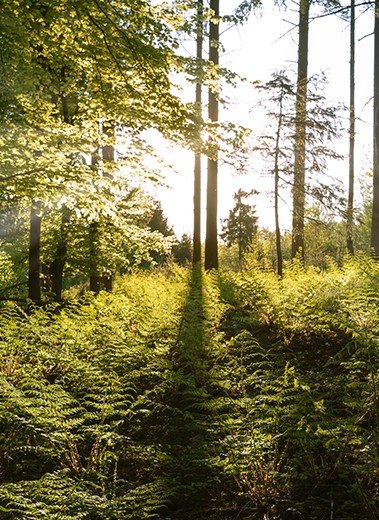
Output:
[[150, 0, 374, 238]]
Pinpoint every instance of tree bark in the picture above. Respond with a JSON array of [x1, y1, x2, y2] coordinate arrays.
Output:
[[204, 0, 219, 270], [49, 208, 70, 301], [193, 0, 203, 265], [89, 222, 101, 292], [291, 0, 309, 261], [102, 121, 115, 292], [347, 0, 355, 255], [238, 208, 243, 270], [89, 121, 115, 293], [89, 149, 101, 293], [49, 90, 72, 300], [28, 205, 41, 301], [274, 88, 284, 277], [371, 0, 379, 255]]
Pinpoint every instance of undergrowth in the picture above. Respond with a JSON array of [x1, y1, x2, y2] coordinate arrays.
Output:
[[0, 258, 378, 519]]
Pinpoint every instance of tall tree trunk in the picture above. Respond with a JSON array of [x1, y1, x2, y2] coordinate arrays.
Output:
[[193, 0, 203, 265], [28, 204, 41, 301], [101, 121, 115, 292], [49, 208, 70, 301], [291, 0, 309, 261], [89, 121, 115, 293], [89, 221, 101, 292], [238, 209, 243, 271], [49, 91, 72, 300], [274, 88, 284, 277], [347, 0, 355, 255], [89, 150, 101, 293], [371, 0, 379, 255], [204, 0, 219, 270]]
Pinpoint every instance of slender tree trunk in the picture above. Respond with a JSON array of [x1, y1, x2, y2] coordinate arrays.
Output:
[[193, 0, 203, 265], [49, 208, 70, 301], [49, 91, 71, 300], [274, 89, 284, 277], [28, 205, 41, 301], [347, 0, 355, 255], [291, 0, 309, 261], [89, 149, 101, 293], [89, 220, 101, 293], [238, 203, 243, 270], [371, 0, 379, 255], [102, 122, 115, 292], [89, 121, 115, 292], [204, 0, 219, 270]]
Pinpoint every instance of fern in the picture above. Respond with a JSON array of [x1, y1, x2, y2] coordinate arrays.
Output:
[[0, 260, 378, 519]]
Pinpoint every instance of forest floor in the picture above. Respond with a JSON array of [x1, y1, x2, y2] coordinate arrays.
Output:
[[0, 261, 378, 519]]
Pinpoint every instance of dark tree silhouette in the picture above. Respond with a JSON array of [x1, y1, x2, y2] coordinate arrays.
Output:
[[292, 0, 310, 260], [204, 0, 220, 270], [372, 0, 379, 255], [347, 0, 355, 255], [193, 0, 203, 265], [28, 205, 41, 301]]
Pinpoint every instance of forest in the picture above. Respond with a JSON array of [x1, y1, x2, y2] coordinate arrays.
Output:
[[0, 0, 378, 519]]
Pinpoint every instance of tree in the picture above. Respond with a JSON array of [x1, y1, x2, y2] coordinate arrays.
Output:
[[173, 234, 193, 265], [256, 72, 295, 277], [0, 1, 196, 300], [204, 0, 220, 270], [193, 0, 203, 265], [89, 121, 116, 295], [48, 207, 70, 300], [147, 201, 175, 238], [28, 205, 41, 301], [145, 200, 175, 265], [255, 70, 343, 273], [372, 0, 379, 254], [292, 0, 310, 261], [220, 189, 258, 268], [346, 0, 356, 255]]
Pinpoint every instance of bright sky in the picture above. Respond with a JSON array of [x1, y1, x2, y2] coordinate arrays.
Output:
[[153, 0, 374, 238]]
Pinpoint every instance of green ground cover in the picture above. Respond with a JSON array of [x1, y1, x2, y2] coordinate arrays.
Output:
[[0, 259, 378, 519]]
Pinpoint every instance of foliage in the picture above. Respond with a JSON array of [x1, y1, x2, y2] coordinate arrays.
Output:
[[0, 0, 200, 299], [172, 233, 193, 266], [0, 269, 187, 518], [220, 189, 258, 267], [254, 70, 345, 214], [0, 259, 378, 518]]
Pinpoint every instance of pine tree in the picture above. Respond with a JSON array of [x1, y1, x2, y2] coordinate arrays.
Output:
[[292, 0, 310, 261], [221, 189, 258, 268], [193, 0, 203, 265], [256, 70, 342, 272], [347, 0, 355, 255], [204, 0, 220, 270], [372, 0, 379, 255]]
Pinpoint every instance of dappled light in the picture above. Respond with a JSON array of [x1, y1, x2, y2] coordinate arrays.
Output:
[[0, 0, 378, 518]]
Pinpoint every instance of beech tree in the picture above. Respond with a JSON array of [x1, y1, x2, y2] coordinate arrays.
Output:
[[28, 206, 41, 301], [0, 0, 196, 300]]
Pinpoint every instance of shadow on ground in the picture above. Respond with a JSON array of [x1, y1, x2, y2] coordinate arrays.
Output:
[[156, 266, 222, 519]]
